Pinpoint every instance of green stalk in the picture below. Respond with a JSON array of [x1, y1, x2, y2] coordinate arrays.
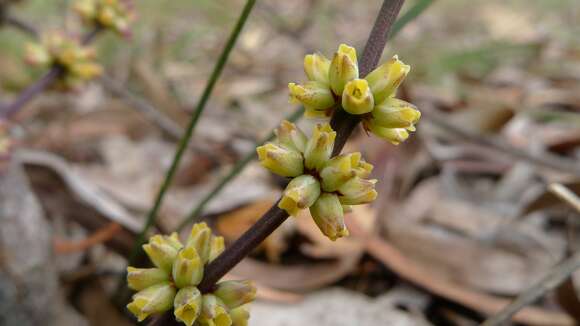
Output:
[[176, 107, 304, 231], [126, 0, 258, 266]]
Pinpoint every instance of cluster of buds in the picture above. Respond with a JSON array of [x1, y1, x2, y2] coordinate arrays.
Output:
[[289, 44, 421, 145], [127, 223, 256, 326], [25, 32, 102, 89], [73, 0, 134, 36], [257, 121, 377, 240]]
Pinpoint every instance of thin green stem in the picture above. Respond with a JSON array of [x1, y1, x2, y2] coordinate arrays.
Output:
[[126, 0, 258, 266], [388, 0, 434, 39], [176, 107, 304, 231]]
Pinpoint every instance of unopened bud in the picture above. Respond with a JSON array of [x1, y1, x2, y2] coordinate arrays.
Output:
[[304, 123, 336, 171], [329, 44, 359, 96], [342, 79, 374, 115], [320, 152, 373, 192], [230, 306, 250, 326], [126, 267, 169, 291], [304, 53, 330, 85], [365, 55, 410, 104], [367, 122, 410, 145], [143, 235, 180, 273], [200, 294, 232, 326], [186, 223, 212, 264], [174, 286, 203, 326], [172, 246, 204, 288], [372, 97, 420, 129], [288, 82, 335, 115], [126, 282, 176, 322], [338, 177, 378, 205], [256, 142, 304, 177], [214, 280, 256, 309], [274, 120, 307, 153], [310, 193, 348, 241], [209, 236, 225, 262], [279, 175, 321, 216]]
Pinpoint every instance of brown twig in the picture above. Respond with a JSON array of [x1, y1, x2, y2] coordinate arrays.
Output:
[[147, 0, 406, 324]]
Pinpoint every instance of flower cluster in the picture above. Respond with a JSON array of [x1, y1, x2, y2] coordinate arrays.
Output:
[[74, 0, 134, 36], [257, 121, 377, 240], [127, 223, 256, 326], [289, 44, 421, 145], [25, 32, 102, 89]]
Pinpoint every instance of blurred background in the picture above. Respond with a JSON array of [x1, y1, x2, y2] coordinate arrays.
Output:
[[1, 0, 580, 325]]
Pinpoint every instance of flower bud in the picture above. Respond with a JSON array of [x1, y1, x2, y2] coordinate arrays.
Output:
[[304, 53, 331, 85], [329, 44, 359, 96], [338, 177, 378, 205], [367, 122, 410, 145], [319, 152, 373, 192], [186, 223, 212, 264], [342, 79, 374, 115], [200, 294, 232, 326], [304, 123, 336, 171], [166, 232, 184, 250], [174, 286, 203, 326], [229, 306, 250, 326], [126, 267, 169, 291], [279, 175, 321, 216], [214, 280, 256, 309], [372, 97, 420, 129], [127, 282, 176, 322], [209, 236, 225, 262], [70, 62, 102, 79], [172, 246, 204, 288], [25, 44, 50, 66], [143, 235, 180, 273], [310, 193, 348, 241], [73, 0, 96, 20], [288, 82, 335, 114], [256, 143, 304, 177], [365, 55, 410, 104], [274, 120, 307, 153]]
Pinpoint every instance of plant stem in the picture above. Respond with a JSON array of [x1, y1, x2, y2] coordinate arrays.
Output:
[[176, 108, 304, 231], [126, 0, 258, 266], [195, 0, 406, 295]]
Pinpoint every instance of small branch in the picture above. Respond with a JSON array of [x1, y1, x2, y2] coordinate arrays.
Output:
[[2, 13, 39, 37], [481, 253, 580, 326], [197, 0, 406, 298]]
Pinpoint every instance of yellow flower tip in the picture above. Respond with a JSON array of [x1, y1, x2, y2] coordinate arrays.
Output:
[[338, 177, 378, 205], [275, 120, 307, 153], [174, 287, 202, 326], [126, 267, 169, 291], [279, 175, 321, 216], [127, 283, 176, 322], [288, 81, 335, 112], [278, 195, 301, 216], [172, 246, 204, 288], [304, 52, 330, 85], [342, 78, 375, 115], [215, 280, 257, 309], [329, 44, 359, 96], [287, 83, 302, 104], [201, 295, 233, 326], [209, 236, 226, 262], [337, 44, 357, 64], [365, 55, 411, 103], [186, 223, 212, 264], [142, 240, 178, 273], [310, 193, 348, 241], [304, 123, 336, 171], [230, 306, 250, 326], [372, 97, 420, 129], [256, 142, 304, 177]]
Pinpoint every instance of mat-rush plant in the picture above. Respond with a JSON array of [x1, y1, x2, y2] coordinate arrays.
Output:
[[141, 0, 415, 325]]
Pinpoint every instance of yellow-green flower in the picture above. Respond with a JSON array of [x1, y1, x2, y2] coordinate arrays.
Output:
[[304, 53, 331, 85], [310, 193, 348, 241], [24, 31, 102, 89], [127, 282, 176, 322], [304, 123, 336, 171], [256, 142, 304, 177], [329, 44, 359, 96], [174, 287, 203, 326], [73, 0, 135, 36], [279, 175, 321, 216], [342, 78, 374, 115], [371, 97, 420, 129], [288, 81, 335, 116], [365, 55, 410, 104], [230, 306, 250, 326], [126, 223, 255, 325]]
